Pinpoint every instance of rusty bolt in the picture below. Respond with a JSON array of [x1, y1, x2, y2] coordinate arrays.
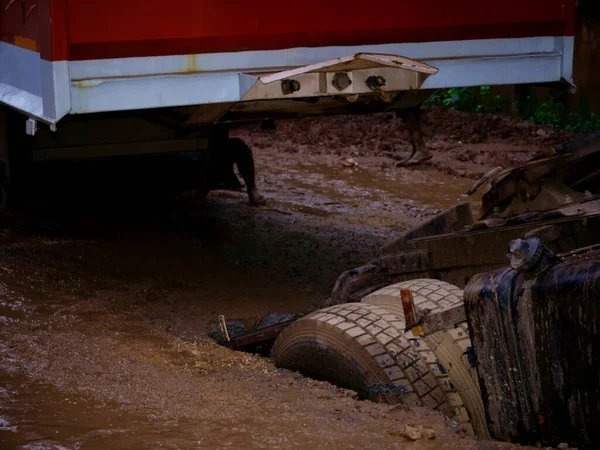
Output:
[[366, 75, 386, 89], [365, 76, 389, 101], [281, 79, 301, 95], [332, 72, 352, 91]]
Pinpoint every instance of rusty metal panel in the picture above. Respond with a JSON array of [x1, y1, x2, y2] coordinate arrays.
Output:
[[257, 53, 437, 84], [379, 203, 473, 256], [421, 305, 466, 335], [411, 213, 600, 272], [465, 251, 600, 446], [373, 250, 430, 274]]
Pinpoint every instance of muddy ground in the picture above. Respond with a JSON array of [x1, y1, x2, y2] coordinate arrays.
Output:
[[0, 108, 568, 449]]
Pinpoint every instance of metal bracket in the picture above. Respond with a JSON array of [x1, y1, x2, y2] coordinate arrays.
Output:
[[25, 118, 37, 136], [401, 288, 467, 336]]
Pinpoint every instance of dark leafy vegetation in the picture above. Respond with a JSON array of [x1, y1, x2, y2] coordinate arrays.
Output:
[[424, 86, 600, 133]]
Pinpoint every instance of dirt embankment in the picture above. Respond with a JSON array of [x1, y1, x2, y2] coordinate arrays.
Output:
[[236, 106, 574, 179]]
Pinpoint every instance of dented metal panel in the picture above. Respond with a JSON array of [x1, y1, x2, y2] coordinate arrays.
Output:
[[258, 53, 437, 84]]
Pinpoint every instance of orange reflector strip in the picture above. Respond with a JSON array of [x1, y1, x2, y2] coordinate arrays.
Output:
[[14, 36, 37, 52]]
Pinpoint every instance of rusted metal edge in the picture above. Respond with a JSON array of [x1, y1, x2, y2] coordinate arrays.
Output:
[[421, 304, 466, 335], [401, 289, 424, 336], [371, 249, 430, 274], [259, 53, 438, 85], [401, 288, 466, 336]]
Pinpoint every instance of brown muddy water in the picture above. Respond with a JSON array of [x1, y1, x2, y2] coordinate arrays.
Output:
[[0, 146, 519, 449]]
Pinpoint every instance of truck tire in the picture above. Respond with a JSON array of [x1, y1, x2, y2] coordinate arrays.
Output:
[[272, 303, 452, 413], [362, 279, 489, 438]]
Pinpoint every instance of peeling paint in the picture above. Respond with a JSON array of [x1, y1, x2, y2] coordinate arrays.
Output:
[[72, 79, 104, 88], [185, 54, 200, 73]]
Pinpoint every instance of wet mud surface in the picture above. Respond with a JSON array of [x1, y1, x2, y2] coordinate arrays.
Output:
[[238, 106, 572, 180], [0, 109, 556, 449]]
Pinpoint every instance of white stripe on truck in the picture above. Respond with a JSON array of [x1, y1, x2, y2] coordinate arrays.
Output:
[[0, 36, 575, 125]]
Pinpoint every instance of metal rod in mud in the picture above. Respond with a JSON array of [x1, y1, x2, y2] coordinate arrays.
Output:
[[218, 315, 231, 346]]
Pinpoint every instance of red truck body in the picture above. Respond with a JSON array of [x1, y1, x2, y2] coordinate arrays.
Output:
[[3, 1, 574, 61], [0, 1, 576, 150]]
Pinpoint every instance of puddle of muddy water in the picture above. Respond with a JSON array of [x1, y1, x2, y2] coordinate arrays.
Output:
[[0, 265, 470, 450], [254, 153, 482, 231], [0, 372, 217, 449], [0, 145, 494, 450], [298, 161, 477, 210]]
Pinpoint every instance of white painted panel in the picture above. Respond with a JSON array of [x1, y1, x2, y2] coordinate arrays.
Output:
[[71, 72, 255, 113], [70, 37, 559, 80], [2, 36, 575, 122], [40, 60, 70, 121], [0, 42, 42, 96], [0, 42, 70, 125], [422, 55, 563, 89]]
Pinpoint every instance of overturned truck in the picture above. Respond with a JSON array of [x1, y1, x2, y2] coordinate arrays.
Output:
[[273, 132, 600, 447]]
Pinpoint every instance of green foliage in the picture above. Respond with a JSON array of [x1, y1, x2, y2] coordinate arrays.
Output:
[[522, 97, 600, 133], [423, 87, 475, 111], [423, 86, 502, 114], [476, 86, 503, 114], [565, 112, 600, 132], [529, 100, 565, 129], [425, 86, 600, 133]]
